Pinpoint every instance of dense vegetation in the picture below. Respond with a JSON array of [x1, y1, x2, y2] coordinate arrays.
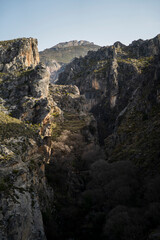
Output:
[[44, 145, 160, 240]]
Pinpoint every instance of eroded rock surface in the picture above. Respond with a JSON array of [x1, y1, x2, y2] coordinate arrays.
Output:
[[0, 38, 39, 73], [0, 38, 53, 240]]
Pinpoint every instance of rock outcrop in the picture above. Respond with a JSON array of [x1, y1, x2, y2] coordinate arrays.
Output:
[[0, 38, 53, 240], [49, 84, 86, 112], [49, 83, 98, 151], [0, 114, 49, 240], [0, 38, 39, 73]]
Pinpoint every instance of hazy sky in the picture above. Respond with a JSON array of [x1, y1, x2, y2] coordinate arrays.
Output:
[[1, 0, 160, 51]]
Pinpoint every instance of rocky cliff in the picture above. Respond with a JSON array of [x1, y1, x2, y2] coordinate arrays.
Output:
[[58, 34, 160, 143], [1, 34, 160, 240], [0, 38, 39, 73], [0, 37, 99, 240], [0, 38, 53, 240], [39, 40, 100, 83]]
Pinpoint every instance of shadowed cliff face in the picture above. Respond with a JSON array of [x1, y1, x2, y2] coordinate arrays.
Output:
[[58, 34, 160, 143], [45, 35, 160, 240]]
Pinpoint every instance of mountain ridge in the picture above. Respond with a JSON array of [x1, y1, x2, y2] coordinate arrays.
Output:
[[0, 34, 160, 240], [39, 40, 100, 83], [51, 40, 96, 49]]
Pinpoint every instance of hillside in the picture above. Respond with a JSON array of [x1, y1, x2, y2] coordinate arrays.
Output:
[[54, 34, 160, 239], [58, 35, 160, 143], [39, 40, 100, 82], [0, 35, 160, 240]]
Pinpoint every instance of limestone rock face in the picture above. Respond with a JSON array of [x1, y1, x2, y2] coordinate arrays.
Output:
[[0, 38, 39, 72], [46, 60, 66, 83], [0, 38, 52, 240], [0, 58, 52, 138], [0, 128, 50, 240], [49, 84, 86, 113], [104, 54, 160, 161], [29, 63, 50, 99], [129, 34, 160, 57]]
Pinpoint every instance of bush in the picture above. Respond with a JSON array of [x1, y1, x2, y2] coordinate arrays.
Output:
[[104, 206, 146, 240]]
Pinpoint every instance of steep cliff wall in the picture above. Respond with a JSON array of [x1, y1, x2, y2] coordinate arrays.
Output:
[[0, 38, 53, 240], [58, 34, 160, 143], [0, 38, 39, 72], [105, 54, 160, 168], [0, 113, 49, 240]]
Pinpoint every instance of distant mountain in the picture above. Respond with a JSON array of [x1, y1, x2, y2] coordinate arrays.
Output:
[[53, 40, 96, 49], [39, 40, 100, 83]]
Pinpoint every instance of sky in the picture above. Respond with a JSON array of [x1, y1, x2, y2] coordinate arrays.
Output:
[[1, 0, 160, 51]]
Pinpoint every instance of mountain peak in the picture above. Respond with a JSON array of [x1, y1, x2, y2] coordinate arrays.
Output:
[[39, 40, 100, 82], [52, 40, 95, 49]]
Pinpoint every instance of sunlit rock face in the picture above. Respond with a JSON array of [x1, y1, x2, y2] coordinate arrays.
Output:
[[0, 38, 39, 72], [0, 38, 53, 240], [0, 38, 52, 131]]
